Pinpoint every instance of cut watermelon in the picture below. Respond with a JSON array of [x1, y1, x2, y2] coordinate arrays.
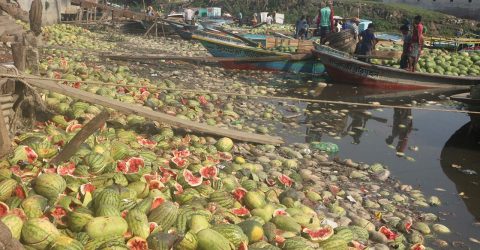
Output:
[[302, 226, 334, 242]]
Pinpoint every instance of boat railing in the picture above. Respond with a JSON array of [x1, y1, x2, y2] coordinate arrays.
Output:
[[314, 44, 351, 58]]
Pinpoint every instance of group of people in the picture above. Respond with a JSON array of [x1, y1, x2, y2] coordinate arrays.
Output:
[[294, 2, 335, 41], [354, 15, 424, 71], [244, 12, 276, 27], [399, 15, 424, 72]]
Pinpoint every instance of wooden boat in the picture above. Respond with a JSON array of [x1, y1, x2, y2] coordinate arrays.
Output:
[[312, 45, 480, 90], [172, 28, 325, 74], [425, 37, 480, 52], [450, 93, 480, 106]]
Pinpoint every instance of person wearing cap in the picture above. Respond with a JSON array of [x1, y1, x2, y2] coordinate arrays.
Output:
[[399, 24, 412, 70], [358, 23, 377, 62]]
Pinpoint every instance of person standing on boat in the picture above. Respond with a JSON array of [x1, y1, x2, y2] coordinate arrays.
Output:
[[184, 7, 194, 24], [316, 2, 334, 44], [192, 10, 199, 25], [295, 15, 306, 38], [409, 15, 423, 72], [358, 23, 377, 63], [298, 16, 309, 40], [238, 12, 243, 26], [400, 24, 412, 70], [252, 13, 258, 27], [146, 6, 154, 16], [266, 13, 273, 25], [347, 17, 360, 41]]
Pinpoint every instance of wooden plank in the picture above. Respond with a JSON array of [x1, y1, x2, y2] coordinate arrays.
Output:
[[27, 78, 284, 145], [103, 53, 292, 63], [50, 110, 109, 164], [11, 43, 26, 72], [0, 104, 10, 158]]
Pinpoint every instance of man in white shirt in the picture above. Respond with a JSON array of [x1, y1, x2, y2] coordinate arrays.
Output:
[[265, 14, 273, 25], [345, 17, 360, 40], [184, 8, 194, 24]]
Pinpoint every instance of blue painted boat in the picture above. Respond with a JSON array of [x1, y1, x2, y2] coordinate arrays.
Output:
[[175, 29, 325, 74]]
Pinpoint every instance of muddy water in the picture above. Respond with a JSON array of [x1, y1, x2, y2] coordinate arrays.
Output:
[[275, 78, 480, 248]]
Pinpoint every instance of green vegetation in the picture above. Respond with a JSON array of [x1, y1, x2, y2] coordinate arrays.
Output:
[[190, 0, 478, 36]]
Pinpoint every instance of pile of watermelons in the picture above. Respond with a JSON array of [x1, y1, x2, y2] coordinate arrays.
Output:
[[268, 46, 298, 53], [372, 49, 480, 77]]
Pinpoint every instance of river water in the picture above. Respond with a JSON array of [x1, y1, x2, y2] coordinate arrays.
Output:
[[270, 76, 480, 249]]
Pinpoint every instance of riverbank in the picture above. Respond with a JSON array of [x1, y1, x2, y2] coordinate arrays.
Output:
[[191, 0, 479, 36], [0, 23, 476, 249]]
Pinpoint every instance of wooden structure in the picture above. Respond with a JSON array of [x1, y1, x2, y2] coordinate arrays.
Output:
[[265, 37, 314, 54], [450, 93, 480, 106], [312, 45, 480, 90], [0, 79, 15, 158], [70, 0, 157, 23], [425, 36, 480, 52]]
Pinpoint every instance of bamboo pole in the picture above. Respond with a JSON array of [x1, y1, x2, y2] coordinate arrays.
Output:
[[0, 73, 477, 115], [23, 77, 284, 144]]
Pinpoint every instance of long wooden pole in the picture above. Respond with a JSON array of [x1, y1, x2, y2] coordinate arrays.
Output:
[[25, 78, 284, 144], [103, 53, 293, 63]]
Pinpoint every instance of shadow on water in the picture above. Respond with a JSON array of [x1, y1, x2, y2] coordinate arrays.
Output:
[[440, 114, 480, 221]]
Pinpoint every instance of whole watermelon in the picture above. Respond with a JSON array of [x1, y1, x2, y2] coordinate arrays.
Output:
[[21, 218, 60, 249], [33, 173, 66, 200]]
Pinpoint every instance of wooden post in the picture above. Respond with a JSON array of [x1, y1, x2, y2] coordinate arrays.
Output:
[[161, 21, 165, 37], [0, 79, 10, 158], [0, 108, 10, 164], [78, 7, 83, 22], [11, 43, 26, 72], [50, 109, 109, 164]]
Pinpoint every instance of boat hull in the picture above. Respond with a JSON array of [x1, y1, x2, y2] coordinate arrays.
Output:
[[313, 46, 480, 90], [199, 40, 325, 74]]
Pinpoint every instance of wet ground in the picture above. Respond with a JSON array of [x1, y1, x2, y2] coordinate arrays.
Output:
[[275, 78, 480, 248]]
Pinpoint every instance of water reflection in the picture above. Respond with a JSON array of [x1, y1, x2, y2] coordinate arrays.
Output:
[[386, 108, 413, 153], [305, 104, 414, 150], [440, 114, 480, 221]]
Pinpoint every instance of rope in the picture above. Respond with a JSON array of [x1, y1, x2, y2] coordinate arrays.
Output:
[[1, 73, 479, 115]]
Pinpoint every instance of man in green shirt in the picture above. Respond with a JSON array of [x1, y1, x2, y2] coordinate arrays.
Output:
[[315, 2, 334, 44]]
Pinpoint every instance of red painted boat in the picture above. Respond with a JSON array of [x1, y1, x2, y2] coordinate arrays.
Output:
[[312, 45, 480, 90]]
